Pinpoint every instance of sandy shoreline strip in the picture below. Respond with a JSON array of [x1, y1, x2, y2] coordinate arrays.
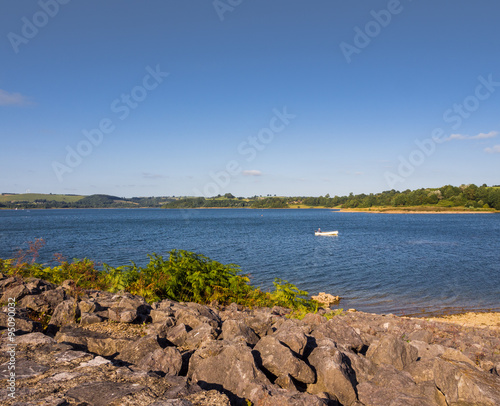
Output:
[[339, 209, 496, 214], [424, 312, 500, 329]]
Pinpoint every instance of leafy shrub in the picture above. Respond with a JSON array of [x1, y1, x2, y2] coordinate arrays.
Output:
[[1, 245, 318, 313]]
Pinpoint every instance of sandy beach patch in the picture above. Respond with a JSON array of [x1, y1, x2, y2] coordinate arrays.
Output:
[[427, 312, 500, 329]]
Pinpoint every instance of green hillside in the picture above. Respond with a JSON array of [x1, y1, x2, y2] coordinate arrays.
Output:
[[0, 193, 84, 203]]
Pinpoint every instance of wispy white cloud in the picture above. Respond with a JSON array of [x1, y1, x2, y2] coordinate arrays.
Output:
[[471, 131, 498, 139], [142, 172, 167, 179], [242, 170, 262, 176], [0, 89, 31, 106], [484, 145, 500, 154], [446, 131, 498, 141]]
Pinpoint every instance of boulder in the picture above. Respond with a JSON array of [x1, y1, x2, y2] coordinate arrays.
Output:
[[357, 364, 436, 406], [174, 303, 220, 330], [65, 381, 152, 406], [166, 323, 190, 348], [0, 310, 43, 334], [55, 326, 131, 357], [366, 335, 418, 370], [254, 335, 316, 384], [433, 356, 500, 405], [188, 340, 271, 403], [15, 332, 55, 347], [0, 283, 29, 303], [306, 339, 358, 405], [0, 359, 49, 380], [137, 347, 183, 376], [272, 319, 309, 356], [243, 308, 276, 336], [116, 334, 164, 365], [80, 312, 104, 326], [312, 317, 365, 352], [183, 322, 219, 350], [221, 318, 260, 345], [49, 299, 79, 327]]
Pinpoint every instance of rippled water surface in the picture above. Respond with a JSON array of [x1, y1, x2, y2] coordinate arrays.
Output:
[[1, 209, 499, 315]]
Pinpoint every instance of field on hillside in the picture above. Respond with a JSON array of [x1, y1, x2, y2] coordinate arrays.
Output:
[[0, 193, 84, 203]]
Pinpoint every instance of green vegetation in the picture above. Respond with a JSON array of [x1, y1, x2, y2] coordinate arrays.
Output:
[[1, 240, 319, 314], [162, 185, 500, 211], [2, 184, 499, 211], [0, 193, 174, 209]]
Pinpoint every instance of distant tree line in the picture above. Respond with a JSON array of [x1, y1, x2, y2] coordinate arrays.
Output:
[[162, 185, 500, 210], [2, 185, 500, 210]]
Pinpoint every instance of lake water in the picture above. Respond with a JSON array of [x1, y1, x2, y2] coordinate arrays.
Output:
[[0, 208, 499, 316]]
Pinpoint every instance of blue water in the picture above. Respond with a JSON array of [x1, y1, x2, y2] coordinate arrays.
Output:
[[0, 209, 499, 316]]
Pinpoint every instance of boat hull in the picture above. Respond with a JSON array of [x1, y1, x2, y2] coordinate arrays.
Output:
[[315, 231, 338, 236]]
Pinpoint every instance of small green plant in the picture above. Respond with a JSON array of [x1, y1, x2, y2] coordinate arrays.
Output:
[[26, 309, 51, 330], [324, 308, 344, 320]]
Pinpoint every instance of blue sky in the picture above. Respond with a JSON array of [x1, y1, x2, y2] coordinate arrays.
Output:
[[1, 0, 499, 198]]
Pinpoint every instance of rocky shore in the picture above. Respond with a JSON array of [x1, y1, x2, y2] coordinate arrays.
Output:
[[1, 273, 499, 405]]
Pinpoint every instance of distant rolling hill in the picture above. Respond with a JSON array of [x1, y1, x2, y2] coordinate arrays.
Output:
[[0, 193, 84, 203], [0, 193, 173, 209]]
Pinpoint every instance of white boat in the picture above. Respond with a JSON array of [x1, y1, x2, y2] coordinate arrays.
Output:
[[315, 230, 338, 236]]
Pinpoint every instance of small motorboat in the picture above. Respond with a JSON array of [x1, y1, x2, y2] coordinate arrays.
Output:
[[315, 230, 338, 236]]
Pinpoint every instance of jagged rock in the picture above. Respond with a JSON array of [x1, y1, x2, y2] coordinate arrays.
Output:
[[301, 312, 326, 326], [343, 349, 378, 384], [78, 299, 102, 314], [146, 318, 176, 337], [0, 275, 18, 291], [0, 310, 43, 334], [366, 334, 418, 370], [18, 293, 52, 314], [49, 299, 79, 327], [433, 356, 500, 405], [0, 283, 29, 303], [188, 340, 271, 403], [55, 326, 131, 356], [243, 308, 276, 336], [357, 364, 436, 406], [137, 347, 183, 375], [409, 340, 446, 360], [408, 328, 433, 343], [40, 286, 67, 310], [65, 381, 152, 406], [254, 335, 316, 384], [306, 338, 358, 405], [274, 373, 300, 390], [80, 312, 103, 326], [0, 359, 49, 380], [311, 292, 340, 306], [15, 332, 56, 347], [116, 334, 165, 365], [174, 303, 220, 330], [166, 323, 190, 347], [221, 318, 260, 345], [312, 317, 365, 352], [272, 319, 309, 356], [183, 322, 219, 350], [160, 375, 203, 399]]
